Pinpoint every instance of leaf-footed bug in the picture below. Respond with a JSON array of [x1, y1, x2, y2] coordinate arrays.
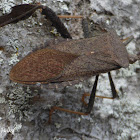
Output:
[[0, 4, 139, 123]]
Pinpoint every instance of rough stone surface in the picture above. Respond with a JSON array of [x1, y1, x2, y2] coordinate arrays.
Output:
[[0, 0, 140, 140]]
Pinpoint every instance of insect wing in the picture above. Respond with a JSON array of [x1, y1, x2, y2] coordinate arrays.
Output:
[[10, 48, 78, 84]]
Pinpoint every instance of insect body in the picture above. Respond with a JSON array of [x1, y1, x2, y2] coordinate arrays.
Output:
[[10, 30, 131, 85]]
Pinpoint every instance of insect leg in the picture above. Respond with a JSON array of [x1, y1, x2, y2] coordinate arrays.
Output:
[[58, 15, 83, 19], [86, 75, 99, 113], [108, 72, 118, 98], [48, 106, 89, 124], [82, 18, 90, 38], [81, 72, 118, 107], [81, 92, 115, 107], [81, 93, 90, 106], [95, 72, 118, 99], [48, 75, 99, 124], [41, 6, 72, 39], [92, 72, 118, 99], [122, 36, 134, 46], [49, 75, 100, 123]]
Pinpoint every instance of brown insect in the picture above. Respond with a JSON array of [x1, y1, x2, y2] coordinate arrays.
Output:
[[0, 4, 140, 123]]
